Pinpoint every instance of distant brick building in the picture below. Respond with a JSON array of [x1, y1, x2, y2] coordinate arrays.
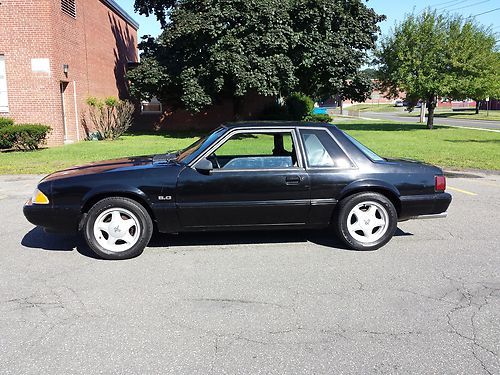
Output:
[[0, 0, 139, 145]]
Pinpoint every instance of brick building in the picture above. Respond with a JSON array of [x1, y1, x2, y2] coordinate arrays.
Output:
[[0, 0, 139, 145]]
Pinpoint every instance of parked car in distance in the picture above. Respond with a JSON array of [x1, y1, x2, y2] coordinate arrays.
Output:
[[394, 99, 404, 107], [24, 122, 452, 260]]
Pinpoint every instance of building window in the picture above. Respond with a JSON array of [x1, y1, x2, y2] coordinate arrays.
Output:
[[0, 56, 8, 113], [61, 0, 76, 18], [141, 97, 162, 114]]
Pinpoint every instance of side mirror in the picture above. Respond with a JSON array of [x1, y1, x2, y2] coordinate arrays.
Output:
[[194, 158, 213, 175]]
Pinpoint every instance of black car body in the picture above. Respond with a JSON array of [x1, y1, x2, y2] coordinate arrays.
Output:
[[24, 122, 451, 259]]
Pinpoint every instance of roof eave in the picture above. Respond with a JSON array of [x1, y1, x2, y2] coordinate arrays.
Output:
[[102, 0, 140, 30]]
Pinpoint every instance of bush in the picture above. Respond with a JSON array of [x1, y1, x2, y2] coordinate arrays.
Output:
[[285, 93, 314, 121], [303, 113, 333, 123], [0, 117, 14, 128], [260, 93, 316, 121], [84, 96, 134, 140], [0, 128, 12, 149], [0, 124, 51, 150]]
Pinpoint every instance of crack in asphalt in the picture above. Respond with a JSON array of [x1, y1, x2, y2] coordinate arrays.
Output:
[[187, 298, 291, 310], [177, 272, 500, 373], [441, 273, 499, 374]]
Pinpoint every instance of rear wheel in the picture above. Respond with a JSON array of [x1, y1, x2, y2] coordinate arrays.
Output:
[[334, 192, 397, 251], [83, 197, 153, 260]]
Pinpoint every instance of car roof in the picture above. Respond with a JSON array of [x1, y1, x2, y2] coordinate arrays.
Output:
[[223, 121, 337, 129]]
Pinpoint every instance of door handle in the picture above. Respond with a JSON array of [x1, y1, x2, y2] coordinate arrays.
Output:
[[285, 175, 301, 185]]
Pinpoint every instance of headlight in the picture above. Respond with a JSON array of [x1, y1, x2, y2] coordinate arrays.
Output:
[[32, 188, 50, 205]]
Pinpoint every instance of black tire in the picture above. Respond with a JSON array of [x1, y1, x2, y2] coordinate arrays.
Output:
[[334, 192, 398, 251], [83, 197, 153, 260]]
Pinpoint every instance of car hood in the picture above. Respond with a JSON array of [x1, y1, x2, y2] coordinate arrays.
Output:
[[42, 155, 157, 182]]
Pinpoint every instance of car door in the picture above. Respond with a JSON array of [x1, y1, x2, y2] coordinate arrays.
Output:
[[298, 127, 357, 226], [176, 128, 311, 229]]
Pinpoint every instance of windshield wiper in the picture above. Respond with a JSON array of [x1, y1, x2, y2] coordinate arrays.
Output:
[[153, 151, 179, 163]]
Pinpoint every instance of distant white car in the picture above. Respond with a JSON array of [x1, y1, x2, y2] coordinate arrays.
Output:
[[394, 99, 404, 107]]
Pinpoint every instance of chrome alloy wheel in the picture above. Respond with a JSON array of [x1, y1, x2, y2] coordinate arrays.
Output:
[[346, 201, 389, 244], [93, 208, 141, 252]]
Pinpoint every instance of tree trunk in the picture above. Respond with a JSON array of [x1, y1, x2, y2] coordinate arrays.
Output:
[[475, 100, 480, 114], [426, 94, 436, 130]]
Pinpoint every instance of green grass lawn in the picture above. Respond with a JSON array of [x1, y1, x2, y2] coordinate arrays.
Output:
[[347, 103, 500, 121], [403, 109, 500, 121], [337, 120, 500, 171], [0, 121, 499, 174], [0, 132, 203, 175], [344, 103, 401, 112]]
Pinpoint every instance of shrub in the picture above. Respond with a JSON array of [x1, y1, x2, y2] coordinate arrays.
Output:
[[303, 113, 333, 123], [0, 124, 51, 150], [84, 96, 134, 140], [285, 93, 314, 121], [0, 128, 13, 149], [0, 117, 14, 128]]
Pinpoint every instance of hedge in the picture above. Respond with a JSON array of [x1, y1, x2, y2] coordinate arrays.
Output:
[[0, 117, 14, 128], [303, 113, 333, 123], [0, 124, 52, 151]]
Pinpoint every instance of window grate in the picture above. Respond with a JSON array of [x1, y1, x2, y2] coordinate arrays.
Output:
[[61, 0, 76, 18]]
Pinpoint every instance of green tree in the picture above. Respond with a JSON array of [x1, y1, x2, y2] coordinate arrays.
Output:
[[449, 42, 500, 114], [134, 0, 176, 27], [377, 10, 498, 128], [129, 0, 384, 115]]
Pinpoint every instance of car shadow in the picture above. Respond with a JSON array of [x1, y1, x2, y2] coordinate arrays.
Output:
[[22, 226, 413, 258], [148, 229, 352, 250], [21, 227, 101, 259]]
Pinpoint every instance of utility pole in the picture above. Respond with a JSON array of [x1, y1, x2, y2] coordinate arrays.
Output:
[[486, 97, 490, 117]]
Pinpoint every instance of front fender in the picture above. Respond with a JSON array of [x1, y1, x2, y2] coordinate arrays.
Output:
[[81, 184, 151, 208]]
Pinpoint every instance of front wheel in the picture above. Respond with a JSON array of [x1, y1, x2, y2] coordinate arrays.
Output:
[[83, 197, 153, 260], [334, 192, 398, 251]]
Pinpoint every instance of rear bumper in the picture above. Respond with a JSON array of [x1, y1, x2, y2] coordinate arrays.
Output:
[[23, 203, 81, 233], [398, 192, 452, 221]]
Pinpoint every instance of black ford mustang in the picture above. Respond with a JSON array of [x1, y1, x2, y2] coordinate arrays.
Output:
[[24, 122, 451, 259]]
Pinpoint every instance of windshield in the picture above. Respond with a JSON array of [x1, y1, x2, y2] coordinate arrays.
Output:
[[176, 127, 226, 164], [343, 132, 385, 162]]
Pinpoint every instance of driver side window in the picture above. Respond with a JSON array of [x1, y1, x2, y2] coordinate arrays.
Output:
[[209, 131, 299, 170]]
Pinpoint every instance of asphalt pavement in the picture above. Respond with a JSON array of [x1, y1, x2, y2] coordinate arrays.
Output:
[[358, 110, 500, 132], [0, 173, 499, 374]]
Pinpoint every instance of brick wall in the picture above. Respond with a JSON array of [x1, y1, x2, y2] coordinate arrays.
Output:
[[133, 92, 276, 132], [0, 0, 138, 146]]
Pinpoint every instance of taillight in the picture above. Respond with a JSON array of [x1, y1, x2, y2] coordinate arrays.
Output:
[[435, 175, 446, 192]]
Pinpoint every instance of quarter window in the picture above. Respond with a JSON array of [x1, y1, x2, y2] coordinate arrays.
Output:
[[300, 129, 353, 168], [0, 56, 8, 113]]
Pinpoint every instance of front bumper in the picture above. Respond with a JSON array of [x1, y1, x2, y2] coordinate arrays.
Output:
[[23, 201, 81, 233], [398, 192, 452, 221]]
